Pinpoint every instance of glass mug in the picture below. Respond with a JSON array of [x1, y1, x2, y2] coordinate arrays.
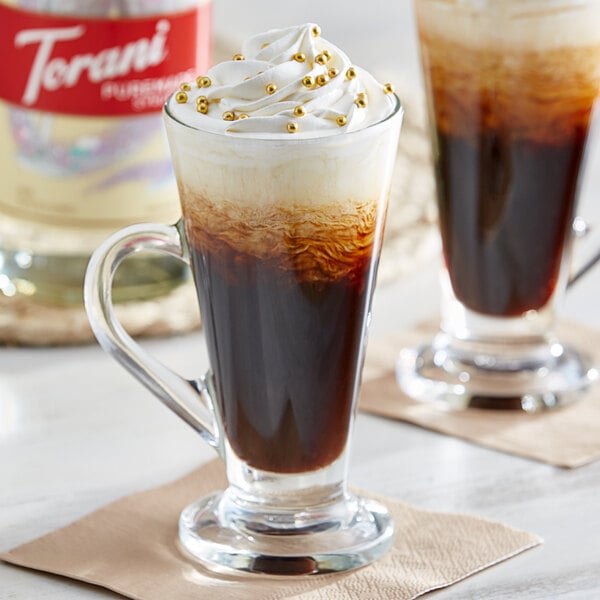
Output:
[[85, 95, 403, 575], [397, 0, 600, 411]]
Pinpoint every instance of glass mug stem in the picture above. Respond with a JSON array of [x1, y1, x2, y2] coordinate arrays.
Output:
[[84, 221, 222, 454]]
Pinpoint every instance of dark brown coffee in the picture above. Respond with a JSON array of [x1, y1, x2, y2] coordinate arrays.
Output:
[[434, 130, 586, 316], [182, 194, 379, 473], [418, 23, 600, 316]]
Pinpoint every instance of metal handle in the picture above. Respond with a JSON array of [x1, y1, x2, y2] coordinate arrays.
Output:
[[84, 220, 222, 455]]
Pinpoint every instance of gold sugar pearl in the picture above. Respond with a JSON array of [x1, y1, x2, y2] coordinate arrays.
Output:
[[323, 49, 332, 60], [293, 52, 306, 62], [223, 111, 235, 121], [357, 92, 366, 99], [233, 53, 245, 61], [197, 76, 211, 88], [336, 115, 347, 127], [346, 67, 357, 80], [383, 82, 395, 94], [316, 74, 329, 86], [293, 105, 306, 117], [355, 96, 368, 108], [197, 103, 208, 114], [328, 67, 339, 78], [302, 75, 315, 88], [315, 54, 327, 65], [196, 95, 208, 104], [175, 91, 188, 103], [180, 82, 191, 91], [238, 113, 249, 119], [287, 121, 299, 133], [266, 83, 277, 94], [312, 25, 321, 37]]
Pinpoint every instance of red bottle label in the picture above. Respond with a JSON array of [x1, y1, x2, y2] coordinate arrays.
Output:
[[0, 3, 212, 116]]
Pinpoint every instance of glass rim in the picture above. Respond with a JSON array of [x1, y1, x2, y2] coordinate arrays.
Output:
[[162, 93, 402, 144]]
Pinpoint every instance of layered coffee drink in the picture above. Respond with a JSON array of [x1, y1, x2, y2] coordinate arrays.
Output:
[[165, 24, 399, 473], [417, 0, 600, 316], [183, 196, 377, 473]]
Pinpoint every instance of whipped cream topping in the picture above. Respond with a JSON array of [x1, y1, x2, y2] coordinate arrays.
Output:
[[166, 23, 396, 138]]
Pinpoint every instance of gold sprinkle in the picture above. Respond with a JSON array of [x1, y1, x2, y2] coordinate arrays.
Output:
[[293, 105, 306, 117], [302, 75, 315, 88], [266, 83, 277, 95], [287, 121, 299, 133], [238, 113, 249, 119], [346, 67, 357, 80], [355, 96, 368, 108], [223, 111, 235, 121], [328, 67, 339, 78], [175, 91, 188, 103], [357, 92, 366, 100], [315, 54, 327, 65], [261, 42, 270, 49], [336, 115, 347, 126], [197, 103, 208, 114], [312, 25, 321, 37], [383, 82, 395, 94], [316, 74, 329, 86], [323, 49, 332, 60], [232, 53, 245, 61], [196, 76, 211, 88], [180, 82, 191, 91], [293, 52, 306, 62]]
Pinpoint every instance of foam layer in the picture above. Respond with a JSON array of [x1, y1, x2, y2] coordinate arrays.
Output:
[[418, 1, 600, 141], [164, 103, 401, 207], [166, 98, 401, 285], [166, 23, 396, 138], [417, 0, 600, 51], [182, 193, 379, 284], [167, 117, 398, 282]]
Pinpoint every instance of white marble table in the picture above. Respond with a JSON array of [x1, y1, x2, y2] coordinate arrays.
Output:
[[2, 1, 600, 598]]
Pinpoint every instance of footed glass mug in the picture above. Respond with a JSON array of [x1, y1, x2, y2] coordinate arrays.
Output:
[[85, 95, 402, 574], [397, 0, 600, 412]]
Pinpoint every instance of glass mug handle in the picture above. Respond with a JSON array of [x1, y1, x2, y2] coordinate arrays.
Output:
[[569, 217, 600, 287], [84, 221, 222, 455]]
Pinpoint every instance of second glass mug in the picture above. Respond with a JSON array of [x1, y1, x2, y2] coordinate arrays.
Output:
[[397, 0, 600, 411], [85, 95, 403, 574]]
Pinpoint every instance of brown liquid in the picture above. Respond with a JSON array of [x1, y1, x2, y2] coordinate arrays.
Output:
[[182, 193, 379, 473], [419, 27, 600, 315]]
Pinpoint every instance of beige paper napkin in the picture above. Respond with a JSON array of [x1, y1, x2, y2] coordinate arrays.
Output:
[[361, 320, 600, 469], [1, 459, 540, 600]]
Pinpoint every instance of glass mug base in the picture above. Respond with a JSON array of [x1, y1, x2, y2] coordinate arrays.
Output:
[[396, 333, 598, 412], [178, 488, 394, 576]]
